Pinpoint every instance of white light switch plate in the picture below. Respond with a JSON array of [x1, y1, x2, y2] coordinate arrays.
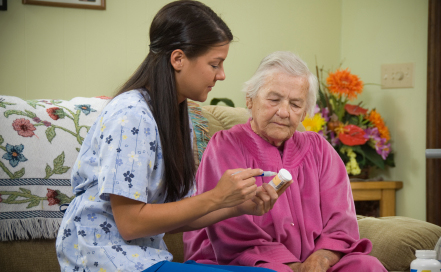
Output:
[[381, 63, 414, 89]]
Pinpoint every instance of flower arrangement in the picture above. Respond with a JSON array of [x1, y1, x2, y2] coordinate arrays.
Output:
[[302, 67, 395, 177]]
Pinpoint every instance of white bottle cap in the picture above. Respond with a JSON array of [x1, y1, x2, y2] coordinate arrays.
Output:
[[278, 169, 292, 182], [415, 250, 437, 259]]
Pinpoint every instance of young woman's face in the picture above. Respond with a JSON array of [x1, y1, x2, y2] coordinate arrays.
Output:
[[175, 43, 230, 103]]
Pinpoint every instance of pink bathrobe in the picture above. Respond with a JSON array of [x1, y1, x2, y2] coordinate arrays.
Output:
[[183, 121, 386, 272]]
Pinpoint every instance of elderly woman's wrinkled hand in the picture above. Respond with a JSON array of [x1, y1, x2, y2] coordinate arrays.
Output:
[[287, 249, 342, 272]]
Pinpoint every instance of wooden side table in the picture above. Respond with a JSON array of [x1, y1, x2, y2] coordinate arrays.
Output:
[[350, 181, 403, 217]]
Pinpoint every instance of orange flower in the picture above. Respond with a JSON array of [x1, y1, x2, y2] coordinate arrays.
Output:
[[326, 68, 363, 100], [366, 109, 391, 141]]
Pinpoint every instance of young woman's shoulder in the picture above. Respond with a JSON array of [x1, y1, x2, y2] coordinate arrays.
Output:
[[103, 89, 155, 124]]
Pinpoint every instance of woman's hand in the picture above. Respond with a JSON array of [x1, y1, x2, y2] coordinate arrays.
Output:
[[236, 180, 293, 216], [286, 250, 342, 272], [210, 168, 262, 209]]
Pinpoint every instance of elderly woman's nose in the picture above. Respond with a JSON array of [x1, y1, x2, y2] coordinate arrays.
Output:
[[277, 102, 290, 118]]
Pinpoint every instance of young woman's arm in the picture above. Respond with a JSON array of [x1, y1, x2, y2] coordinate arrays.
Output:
[[111, 168, 269, 240]]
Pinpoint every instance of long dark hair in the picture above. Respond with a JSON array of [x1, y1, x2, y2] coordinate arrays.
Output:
[[115, 0, 233, 202]]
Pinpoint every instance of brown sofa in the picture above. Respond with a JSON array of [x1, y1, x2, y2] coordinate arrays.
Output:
[[0, 96, 440, 272]]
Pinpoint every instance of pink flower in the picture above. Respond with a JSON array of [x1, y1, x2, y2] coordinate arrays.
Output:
[[12, 118, 36, 137], [32, 117, 41, 123], [375, 138, 391, 160], [42, 121, 52, 127]]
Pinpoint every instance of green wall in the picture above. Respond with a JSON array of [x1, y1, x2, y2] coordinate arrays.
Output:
[[341, 0, 428, 221], [0, 0, 429, 221]]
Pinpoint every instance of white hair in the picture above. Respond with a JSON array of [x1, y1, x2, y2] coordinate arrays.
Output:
[[242, 51, 318, 117]]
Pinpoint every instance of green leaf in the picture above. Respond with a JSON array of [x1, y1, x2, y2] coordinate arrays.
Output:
[[385, 152, 395, 167], [76, 147, 81, 152], [55, 190, 74, 205], [6, 194, 18, 202], [53, 166, 70, 175], [0, 101, 16, 109], [12, 168, 25, 179], [54, 108, 66, 119], [46, 126, 56, 143], [45, 164, 52, 179], [27, 199, 40, 208], [0, 135, 4, 145], [210, 98, 235, 107], [19, 187, 31, 194], [53, 152, 65, 169], [362, 145, 385, 170], [4, 110, 27, 118], [24, 110, 36, 118]]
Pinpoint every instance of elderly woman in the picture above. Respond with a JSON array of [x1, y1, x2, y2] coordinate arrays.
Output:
[[183, 51, 386, 272]]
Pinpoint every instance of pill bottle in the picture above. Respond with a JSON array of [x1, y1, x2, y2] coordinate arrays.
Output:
[[268, 169, 292, 191], [435, 236, 441, 263], [410, 250, 441, 272]]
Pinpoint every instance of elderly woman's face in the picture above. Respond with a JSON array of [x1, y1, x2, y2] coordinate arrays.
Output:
[[247, 72, 309, 147]]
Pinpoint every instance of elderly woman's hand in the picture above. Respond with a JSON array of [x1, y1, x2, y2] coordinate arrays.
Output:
[[235, 180, 293, 216], [287, 249, 342, 272]]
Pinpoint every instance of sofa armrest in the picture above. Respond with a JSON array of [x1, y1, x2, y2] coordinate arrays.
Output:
[[358, 216, 441, 271]]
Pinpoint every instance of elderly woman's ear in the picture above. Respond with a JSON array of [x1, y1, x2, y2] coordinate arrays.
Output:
[[246, 97, 253, 110]]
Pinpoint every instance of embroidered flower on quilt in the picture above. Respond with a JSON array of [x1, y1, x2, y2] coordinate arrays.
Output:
[[46, 188, 60, 206], [74, 104, 97, 115], [46, 107, 66, 120], [2, 144, 28, 167], [12, 118, 36, 137], [131, 127, 139, 135]]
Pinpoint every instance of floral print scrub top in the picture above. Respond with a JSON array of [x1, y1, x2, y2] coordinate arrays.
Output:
[[56, 89, 196, 272]]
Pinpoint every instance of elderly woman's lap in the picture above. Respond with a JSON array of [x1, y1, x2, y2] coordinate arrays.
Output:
[[329, 254, 387, 272]]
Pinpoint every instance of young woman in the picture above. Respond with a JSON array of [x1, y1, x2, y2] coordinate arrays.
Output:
[[56, 1, 290, 271]]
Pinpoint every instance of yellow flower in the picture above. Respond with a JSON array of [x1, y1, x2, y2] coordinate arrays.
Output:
[[341, 147, 361, 175], [149, 161, 152, 168], [88, 196, 95, 201], [302, 113, 326, 133], [134, 192, 140, 199], [122, 135, 128, 140], [99, 269, 106, 272], [77, 160, 81, 169], [101, 124, 106, 132], [74, 244, 78, 249], [96, 234, 101, 238], [132, 254, 139, 258]]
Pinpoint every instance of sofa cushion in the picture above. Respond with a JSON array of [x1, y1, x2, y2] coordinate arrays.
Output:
[[357, 215, 441, 271]]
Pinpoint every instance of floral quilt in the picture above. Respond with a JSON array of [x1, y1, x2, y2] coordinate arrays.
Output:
[[0, 95, 210, 241]]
